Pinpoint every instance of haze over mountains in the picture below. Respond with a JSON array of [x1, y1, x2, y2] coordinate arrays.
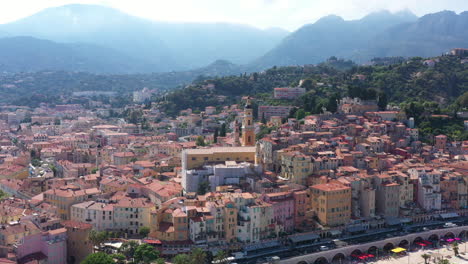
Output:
[[0, 4, 467, 74], [0, 4, 287, 72]]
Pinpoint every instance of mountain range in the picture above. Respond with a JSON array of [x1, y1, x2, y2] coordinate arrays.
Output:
[[0, 4, 467, 75], [0, 4, 287, 72]]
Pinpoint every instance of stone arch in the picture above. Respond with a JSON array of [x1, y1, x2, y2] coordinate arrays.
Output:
[[413, 236, 423, 244], [383, 242, 394, 252], [297, 261, 309, 264], [367, 246, 378, 254], [351, 249, 363, 256], [331, 253, 345, 263], [428, 234, 439, 241], [458, 231, 466, 239], [444, 232, 455, 239], [399, 239, 409, 248], [314, 257, 329, 264]]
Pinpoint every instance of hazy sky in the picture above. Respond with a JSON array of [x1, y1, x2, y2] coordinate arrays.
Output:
[[0, 0, 467, 30]]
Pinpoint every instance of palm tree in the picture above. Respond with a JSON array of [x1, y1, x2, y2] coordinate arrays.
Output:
[[214, 250, 228, 264], [190, 247, 207, 264], [452, 241, 459, 257], [421, 253, 430, 264]]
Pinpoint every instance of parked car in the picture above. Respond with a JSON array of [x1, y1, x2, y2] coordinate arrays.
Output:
[[320, 246, 329, 251]]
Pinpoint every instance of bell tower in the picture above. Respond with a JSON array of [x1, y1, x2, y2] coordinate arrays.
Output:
[[242, 98, 255, 146]]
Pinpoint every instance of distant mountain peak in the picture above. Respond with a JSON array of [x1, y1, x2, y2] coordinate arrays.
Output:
[[315, 15, 345, 24], [361, 9, 417, 22], [45, 3, 118, 13]]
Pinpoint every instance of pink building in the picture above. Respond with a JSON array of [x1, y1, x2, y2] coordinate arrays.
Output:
[[259, 106, 293, 120], [435, 135, 447, 150], [16, 228, 67, 264], [263, 192, 295, 232], [274, 87, 306, 100]]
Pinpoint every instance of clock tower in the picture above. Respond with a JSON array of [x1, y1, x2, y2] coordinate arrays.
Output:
[[242, 98, 255, 146]]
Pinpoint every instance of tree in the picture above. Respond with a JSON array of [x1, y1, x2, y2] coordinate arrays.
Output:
[[134, 243, 160, 264], [0, 190, 8, 200], [261, 113, 267, 124], [220, 123, 227, 137], [421, 253, 431, 264], [196, 136, 206, 147], [214, 250, 228, 263], [190, 247, 207, 264], [300, 79, 314, 91], [118, 240, 139, 259], [197, 180, 210, 195], [452, 241, 459, 256], [295, 109, 306, 120], [154, 259, 165, 264], [326, 93, 340, 113], [89, 230, 109, 252], [111, 253, 126, 264], [81, 252, 115, 264], [213, 128, 219, 143], [172, 254, 191, 264], [437, 259, 450, 264], [138, 227, 150, 238], [377, 91, 388, 111]]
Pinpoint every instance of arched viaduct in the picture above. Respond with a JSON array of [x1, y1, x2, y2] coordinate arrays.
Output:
[[279, 226, 467, 264]]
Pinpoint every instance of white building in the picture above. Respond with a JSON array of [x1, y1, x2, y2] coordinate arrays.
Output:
[[182, 162, 260, 193], [409, 168, 442, 211], [71, 196, 153, 236], [133, 88, 155, 103]]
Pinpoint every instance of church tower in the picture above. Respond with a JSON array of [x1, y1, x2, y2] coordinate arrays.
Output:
[[241, 98, 255, 146]]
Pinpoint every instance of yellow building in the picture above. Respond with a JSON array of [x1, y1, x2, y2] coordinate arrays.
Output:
[[310, 182, 351, 227], [241, 99, 255, 146], [0, 220, 41, 246], [150, 205, 189, 242], [44, 187, 101, 220], [280, 152, 313, 185], [62, 220, 93, 264], [182, 147, 255, 170]]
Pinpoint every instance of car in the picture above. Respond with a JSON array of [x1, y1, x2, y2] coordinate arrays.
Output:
[[320, 246, 329, 251], [443, 222, 457, 228]]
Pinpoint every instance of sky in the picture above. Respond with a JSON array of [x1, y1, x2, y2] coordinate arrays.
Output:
[[0, 0, 467, 31]]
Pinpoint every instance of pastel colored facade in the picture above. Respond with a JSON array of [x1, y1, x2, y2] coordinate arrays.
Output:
[[409, 168, 442, 211], [435, 135, 447, 150], [71, 197, 153, 235], [280, 152, 312, 185], [113, 197, 153, 235], [112, 152, 135, 165], [375, 182, 400, 218], [182, 147, 256, 171], [293, 191, 309, 229], [0, 220, 41, 247], [62, 221, 93, 264], [16, 228, 67, 264], [150, 206, 189, 242], [310, 183, 351, 227], [258, 105, 293, 120], [273, 87, 306, 100], [44, 187, 101, 220], [263, 192, 295, 232], [225, 192, 276, 243]]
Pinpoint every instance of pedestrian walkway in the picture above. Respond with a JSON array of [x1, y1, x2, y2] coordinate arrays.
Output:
[[369, 241, 468, 264]]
